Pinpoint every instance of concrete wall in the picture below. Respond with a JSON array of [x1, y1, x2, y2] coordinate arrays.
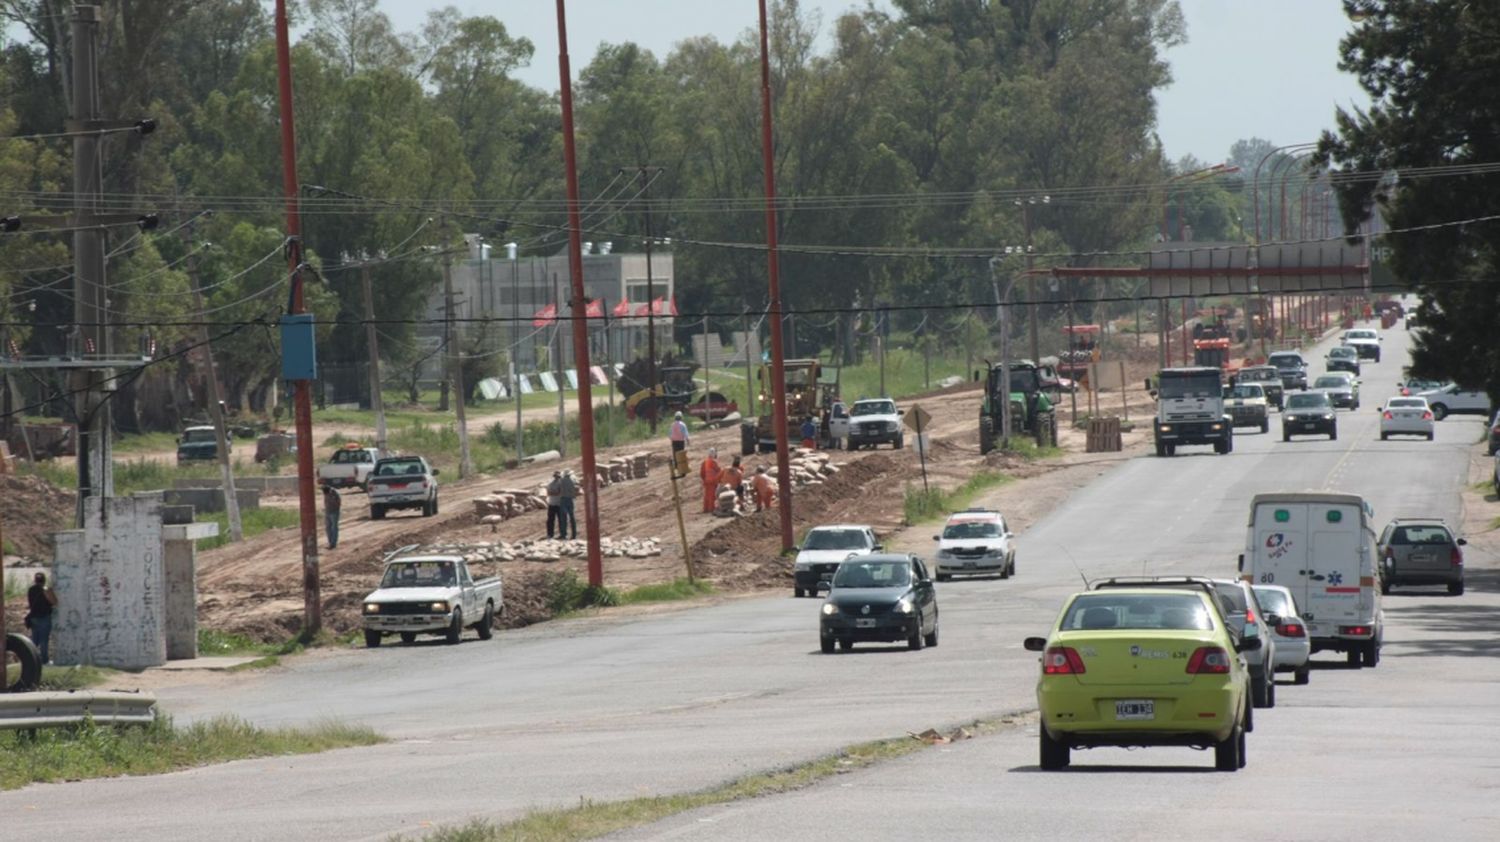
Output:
[[161, 522, 216, 660], [163, 487, 260, 513], [52, 493, 168, 670]]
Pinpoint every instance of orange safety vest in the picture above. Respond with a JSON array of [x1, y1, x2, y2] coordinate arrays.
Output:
[[700, 457, 721, 486]]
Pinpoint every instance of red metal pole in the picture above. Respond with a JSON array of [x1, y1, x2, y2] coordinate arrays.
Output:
[[1180, 298, 1189, 364], [758, 0, 794, 552], [554, 0, 605, 587], [274, 0, 320, 635]]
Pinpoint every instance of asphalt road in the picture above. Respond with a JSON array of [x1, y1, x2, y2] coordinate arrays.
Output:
[[6, 321, 1492, 841]]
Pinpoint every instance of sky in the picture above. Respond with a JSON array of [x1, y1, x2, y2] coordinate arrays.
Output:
[[380, 0, 1371, 165]]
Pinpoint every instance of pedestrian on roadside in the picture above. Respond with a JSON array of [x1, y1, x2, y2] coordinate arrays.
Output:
[[800, 416, 817, 450], [25, 571, 57, 664], [752, 465, 776, 512], [699, 447, 722, 514], [558, 469, 579, 539], [322, 483, 342, 550], [669, 411, 690, 453], [720, 456, 745, 511], [546, 471, 563, 539]]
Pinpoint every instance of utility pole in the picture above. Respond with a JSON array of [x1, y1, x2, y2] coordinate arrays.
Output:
[[701, 315, 711, 419], [1021, 199, 1042, 364], [444, 256, 473, 478], [553, 272, 565, 458], [438, 266, 451, 412], [185, 237, 243, 543], [633, 165, 663, 434], [360, 262, 387, 453], [510, 246, 523, 462]]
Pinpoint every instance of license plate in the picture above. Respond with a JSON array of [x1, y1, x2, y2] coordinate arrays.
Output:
[[1115, 700, 1154, 721], [1301, 423, 1319, 430], [855, 618, 877, 628], [1410, 553, 1434, 563], [963, 562, 975, 569]]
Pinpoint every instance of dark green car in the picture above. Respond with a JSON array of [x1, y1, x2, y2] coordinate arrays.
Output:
[[176, 425, 227, 464], [819, 554, 939, 652]]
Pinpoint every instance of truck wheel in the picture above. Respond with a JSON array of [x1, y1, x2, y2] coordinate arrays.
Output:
[[894, 435, 904, 450], [1363, 641, 1380, 668], [399, 632, 416, 644], [1449, 580, 1465, 596], [1294, 664, 1310, 685], [445, 609, 463, 645], [371, 505, 386, 520], [432, 495, 439, 515], [1165, 444, 1176, 457], [1329, 427, 1338, 441], [1154, 440, 1166, 457], [1282, 431, 1291, 442], [980, 418, 995, 455], [821, 637, 835, 654], [1346, 648, 1361, 668], [3, 633, 42, 692], [476, 603, 495, 640], [363, 630, 382, 648]]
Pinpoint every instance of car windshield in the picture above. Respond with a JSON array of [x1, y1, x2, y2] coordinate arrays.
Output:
[[332, 449, 370, 464], [803, 529, 871, 551], [1389, 525, 1453, 545], [376, 460, 424, 476], [1287, 393, 1330, 410], [380, 561, 456, 588], [183, 429, 218, 443], [1241, 369, 1277, 382], [1061, 593, 1213, 631], [1158, 372, 1221, 399], [851, 401, 895, 416], [831, 559, 911, 588], [1214, 585, 1249, 620], [1252, 587, 1294, 617], [1347, 330, 1376, 340], [1314, 376, 1348, 389], [943, 519, 1002, 539], [1388, 398, 1426, 409], [1330, 347, 1355, 358], [1268, 354, 1303, 368], [1227, 385, 1263, 399]]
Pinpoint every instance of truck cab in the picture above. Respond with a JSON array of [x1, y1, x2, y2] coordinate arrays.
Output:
[[1149, 367, 1232, 456], [361, 552, 502, 647], [318, 443, 384, 490]]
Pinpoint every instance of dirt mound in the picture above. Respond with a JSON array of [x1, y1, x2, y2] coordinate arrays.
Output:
[[0, 474, 73, 561]]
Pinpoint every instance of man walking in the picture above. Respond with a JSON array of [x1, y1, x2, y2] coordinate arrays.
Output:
[[558, 469, 579, 539], [322, 483, 342, 550], [26, 571, 57, 664], [699, 447, 722, 514], [546, 471, 563, 539], [669, 411, 691, 452]]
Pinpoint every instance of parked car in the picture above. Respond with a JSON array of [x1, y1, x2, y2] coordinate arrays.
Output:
[[176, 425, 229, 464], [1380, 397, 1435, 441], [1223, 383, 1271, 433], [1325, 345, 1361, 376], [792, 524, 880, 598], [1341, 328, 1382, 361], [932, 508, 1016, 580], [1282, 392, 1337, 441], [1234, 365, 1284, 410], [253, 431, 296, 464], [1024, 585, 1254, 772], [1311, 372, 1360, 410], [1416, 383, 1490, 420], [1377, 518, 1466, 596], [1267, 351, 1308, 391], [819, 554, 938, 653], [361, 551, 501, 647], [1250, 584, 1312, 686], [318, 443, 386, 490], [846, 399, 904, 450], [1398, 377, 1444, 396], [367, 456, 440, 519]]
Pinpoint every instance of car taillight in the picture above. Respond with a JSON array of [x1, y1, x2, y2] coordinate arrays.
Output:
[[1186, 646, 1231, 674], [1423, 411, 1434, 420], [1339, 625, 1372, 636], [1042, 646, 1086, 675], [1277, 621, 1306, 638], [1245, 608, 1256, 625], [1451, 546, 1463, 567], [1383, 411, 1394, 420]]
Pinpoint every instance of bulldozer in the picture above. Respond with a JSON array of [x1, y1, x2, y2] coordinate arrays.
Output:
[[623, 365, 698, 421], [978, 360, 1057, 454], [741, 359, 822, 455]]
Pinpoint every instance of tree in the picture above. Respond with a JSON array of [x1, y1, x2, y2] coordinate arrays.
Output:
[[1316, 0, 1500, 398]]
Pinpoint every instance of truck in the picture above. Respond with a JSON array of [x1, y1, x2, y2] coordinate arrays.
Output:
[[317, 443, 385, 490], [361, 550, 501, 647], [1148, 367, 1233, 456], [367, 455, 440, 519], [978, 360, 1057, 454], [1240, 493, 1383, 668], [176, 425, 229, 464], [741, 359, 822, 455]]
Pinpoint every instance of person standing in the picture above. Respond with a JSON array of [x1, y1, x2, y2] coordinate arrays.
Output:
[[558, 469, 579, 539], [800, 416, 817, 450], [752, 465, 776, 512], [719, 456, 745, 512], [669, 411, 690, 453], [545, 471, 563, 539], [26, 572, 57, 664], [699, 447, 722, 514], [322, 483, 342, 550]]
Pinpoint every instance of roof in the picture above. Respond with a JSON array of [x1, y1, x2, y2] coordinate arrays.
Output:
[[1159, 366, 1223, 376], [183, 425, 216, 432], [806, 524, 874, 532], [1249, 492, 1366, 507], [384, 555, 464, 564]]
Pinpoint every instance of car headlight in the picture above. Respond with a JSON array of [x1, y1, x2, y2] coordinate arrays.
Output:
[[794, 561, 811, 570], [887, 422, 899, 431], [1210, 423, 1222, 430], [986, 549, 1004, 558], [821, 603, 839, 616], [432, 602, 449, 613], [363, 603, 380, 614], [1323, 414, 1335, 420], [895, 597, 915, 615], [936, 549, 951, 559], [1158, 424, 1172, 432]]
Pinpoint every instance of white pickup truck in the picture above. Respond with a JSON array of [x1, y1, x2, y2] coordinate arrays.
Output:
[[361, 552, 501, 647], [317, 444, 385, 490]]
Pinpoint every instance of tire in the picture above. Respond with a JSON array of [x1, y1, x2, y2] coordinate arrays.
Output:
[[894, 436, 904, 450], [1294, 664, 1310, 685], [1039, 726, 1071, 770], [1431, 403, 1449, 420], [999, 562, 1011, 580], [1260, 419, 1269, 434], [1329, 427, 1338, 441], [924, 623, 939, 647], [1165, 444, 1176, 456], [936, 573, 951, 582], [1380, 432, 1388, 441], [908, 620, 925, 651], [1251, 673, 1270, 708], [1154, 440, 1167, 457], [445, 609, 463, 645], [1215, 720, 1245, 772], [1449, 581, 1465, 596], [741, 424, 756, 457], [1427, 432, 1434, 441], [1347, 648, 1361, 668], [3, 634, 42, 692], [980, 418, 995, 455], [1353, 400, 1360, 410], [370, 504, 386, 520], [838, 637, 853, 651], [476, 602, 494, 640], [1283, 431, 1291, 442], [432, 495, 439, 515], [363, 629, 382, 648], [1223, 435, 1234, 454], [821, 637, 835, 654], [1265, 680, 1276, 708], [1363, 641, 1380, 668], [399, 632, 416, 644], [794, 587, 805, 598]]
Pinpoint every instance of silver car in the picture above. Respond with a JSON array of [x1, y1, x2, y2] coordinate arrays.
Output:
[[1379, 397, 1434, 441], [1212, 578, 1279, 709], [1251, 584, 1311, 686], [1312, 373, 1359, 410]]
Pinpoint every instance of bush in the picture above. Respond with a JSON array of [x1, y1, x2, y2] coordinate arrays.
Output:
[[545, 569, 619, 614]]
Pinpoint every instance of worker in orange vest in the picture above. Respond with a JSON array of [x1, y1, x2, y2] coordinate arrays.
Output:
[[699, 447, 722, 513], [752, 465, 776, 512], [719, 456, 745, 512]]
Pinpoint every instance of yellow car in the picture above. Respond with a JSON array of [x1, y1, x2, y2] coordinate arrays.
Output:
[[1023, 586, 1256, 771]]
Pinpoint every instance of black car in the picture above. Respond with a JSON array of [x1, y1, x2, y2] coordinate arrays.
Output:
[[1266, 352, 1308, 391], [819, 554, 939, 653], [1325, 346, 1362, 376], [1281, 392, 1337, 441]]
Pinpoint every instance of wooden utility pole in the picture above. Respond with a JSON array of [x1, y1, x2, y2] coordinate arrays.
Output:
[[443, 257, 473, 478], [553, 272, 565, 458], [360, 263, 387, 453], [185, 240, 243, 542]]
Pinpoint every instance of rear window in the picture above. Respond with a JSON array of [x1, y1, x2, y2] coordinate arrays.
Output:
[[1390, 525, 1453, 545], [803, 529, 871, 551], [1061, 593, 1213, 631], [376, 460, 424, 476], [1252, 587, 1294, 617], [1313, 376, 1347, 389], [1388, 398, 1426, 408]]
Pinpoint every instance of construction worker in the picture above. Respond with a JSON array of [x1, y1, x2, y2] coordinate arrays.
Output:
[[669, 411, 690, 453], [752, 465, 776, 512], [699, 447, 722, 513], [800, 416, 817, 450], [720, 456, 745, 511]]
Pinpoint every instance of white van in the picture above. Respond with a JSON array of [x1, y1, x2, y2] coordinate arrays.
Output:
[[1240, 492, 1384, 668]]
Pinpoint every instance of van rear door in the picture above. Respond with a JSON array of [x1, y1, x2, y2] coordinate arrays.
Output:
[[1304, 500, 1364, 632], [1251, 501, 1311, 612]]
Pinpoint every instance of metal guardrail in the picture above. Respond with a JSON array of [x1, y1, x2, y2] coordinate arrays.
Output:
[[0, 690, 157, 731]]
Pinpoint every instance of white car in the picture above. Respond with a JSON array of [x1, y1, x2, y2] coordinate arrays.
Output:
[[1416, 383, 1491, 420], [932, 508, 1015, 580], [846, 399, 904, 450], [1341, 328, 1382, 361], [1251, 584, 1312, 686], [1379, 397, 1434, 441], [792, 524, 879, 598]]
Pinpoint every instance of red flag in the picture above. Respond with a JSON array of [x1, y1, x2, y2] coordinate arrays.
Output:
[[634, 302, 651, 317], [649, 296, 679, 316], [531, 303, 557, 328], [585, 299, 604, 318], [612, 299, 632, 317]]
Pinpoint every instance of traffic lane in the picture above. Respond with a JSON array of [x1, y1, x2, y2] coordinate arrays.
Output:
[[610, 551, 1500, 842]]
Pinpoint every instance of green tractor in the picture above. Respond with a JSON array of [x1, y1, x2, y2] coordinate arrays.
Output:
[[978, 361, 1058, 454]]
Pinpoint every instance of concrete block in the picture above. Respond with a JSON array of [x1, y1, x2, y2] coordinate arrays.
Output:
[[163, 537, 197, 660], [52, 494, 168, 670], [161, 504, 197, 526]]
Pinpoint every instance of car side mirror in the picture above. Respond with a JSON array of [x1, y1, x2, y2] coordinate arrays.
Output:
[[1023, 636, 1047, 652], [932, 535, 941, 541], [432, 468, 441, 475], [791, 545, 801, 552], [1236, 636, 1262, 653], [1457, 538, 1468, 546], [815, 579, 833, 592]]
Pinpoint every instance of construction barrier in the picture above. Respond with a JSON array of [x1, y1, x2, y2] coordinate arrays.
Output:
[[1085, 416, 1123, 453]]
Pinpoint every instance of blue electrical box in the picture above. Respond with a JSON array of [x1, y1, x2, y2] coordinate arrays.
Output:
[[279, 313, 317, 381]]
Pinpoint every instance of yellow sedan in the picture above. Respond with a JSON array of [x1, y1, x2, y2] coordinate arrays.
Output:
[[1023, 587, 1255, 771]]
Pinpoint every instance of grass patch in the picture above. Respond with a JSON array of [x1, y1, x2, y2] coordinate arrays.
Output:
[[1006, 437, 1063, 461], [37, 665, 119, 691], [19, 458, 229, 495], [3, 575, 25, 601], [617, 578, 714, 605], [111, 431, 181, 455], [194, 507, 302, 551], [0, 715, 382, 791], [544, 569, 620, 614], [903, 470, 1013, 525]]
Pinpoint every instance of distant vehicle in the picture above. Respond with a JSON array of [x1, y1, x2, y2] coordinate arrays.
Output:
[[1024, 585, 1254, 772], [1282, 392, 1337, 441], [1311, 372, 1359, 410], [1380, 397, 1434, 441], [1149, 367, 1233, 457], [979, 360, 1058, 454], [932, 508, 1016, 581], [1377, 518, 1465, 596], [1415, 383, 1490, 420], [1341, 328, 1382, 361], [176, 425, 228, 464], [1241, 493, 1383, 668], [254, 431, 296, 464], [1266, 351, 1308, 391], [1398, 377, 1444, 396], [1234, 365, 1284, 410], [318, 443, 385, 490], [792, 525, 879, 598], [742, 359, 823, 455], [1223, 383, 1270, 433], [367, 456, 440, 519], [846, 398, 904, 450], [819, 554, 938, 653], [1325, 345, 1361, 376], [1251, 584, 1312, 686], [361, 551, 500, 647]]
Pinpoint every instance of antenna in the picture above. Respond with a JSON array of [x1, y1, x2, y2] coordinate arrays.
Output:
[[1055, 544, 1089, 589]]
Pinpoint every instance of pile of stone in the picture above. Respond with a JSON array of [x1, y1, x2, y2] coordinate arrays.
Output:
[[417, 537, 664, 564], [473, 487, 548, 521], [595, 452, 651, 486]]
